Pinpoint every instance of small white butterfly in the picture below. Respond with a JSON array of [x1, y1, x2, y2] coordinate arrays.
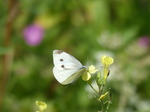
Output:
[[53, 50, 87, 85]]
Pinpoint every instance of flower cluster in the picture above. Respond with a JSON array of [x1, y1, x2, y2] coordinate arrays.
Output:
[[82, 55, 114, 85], [82, 55, 114, 112]]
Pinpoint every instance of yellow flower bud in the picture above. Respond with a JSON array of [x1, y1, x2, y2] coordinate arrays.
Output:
[[98, 92, 109, 101], [36, 101, 47, 112]]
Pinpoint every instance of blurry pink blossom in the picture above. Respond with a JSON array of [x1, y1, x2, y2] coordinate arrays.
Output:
[[23, 24, 44, 46], [138, 36, 150, 48]]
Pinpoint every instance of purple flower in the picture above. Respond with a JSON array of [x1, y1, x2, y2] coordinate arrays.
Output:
[[138, 36, 150, 48], [23, 24, 44, 46]]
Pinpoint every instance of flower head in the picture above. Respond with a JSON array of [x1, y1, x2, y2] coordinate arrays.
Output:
[[100, 55, 114, 85], [101, 55, 114, 67], [36, 101, 47, 112], [23, 24, 44, 46], [82, 65, 99, 81]]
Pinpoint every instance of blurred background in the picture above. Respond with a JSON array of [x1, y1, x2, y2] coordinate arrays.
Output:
[[0, 0, 150, 112]]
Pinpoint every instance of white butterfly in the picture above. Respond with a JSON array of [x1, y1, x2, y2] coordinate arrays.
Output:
[[53, 50, 87, 85]]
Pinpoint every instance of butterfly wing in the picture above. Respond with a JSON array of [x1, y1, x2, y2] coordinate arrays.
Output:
[[53, 66, 86, 85], [53, 50, 86, 85]]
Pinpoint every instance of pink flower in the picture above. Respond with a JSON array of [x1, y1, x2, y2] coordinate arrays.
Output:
[[23, 24, 44, 46], [138, 36, 150, 48]]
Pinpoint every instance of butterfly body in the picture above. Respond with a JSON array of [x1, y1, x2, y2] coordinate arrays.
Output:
[[53, 50, 86, 85]]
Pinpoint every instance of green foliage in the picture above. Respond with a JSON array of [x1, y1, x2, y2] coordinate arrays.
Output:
[[0, 0, 150, 112]]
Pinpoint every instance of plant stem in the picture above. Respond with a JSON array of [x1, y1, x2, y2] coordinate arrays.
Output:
[[100, 100, 104, 112], [89, 84, 99, 95], [0, 0, 18, 111], [105, 101, 111, 112], [99, 85, 104, 96]]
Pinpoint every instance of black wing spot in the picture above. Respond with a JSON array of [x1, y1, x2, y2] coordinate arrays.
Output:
[[61, 65, 65, 68], [60, 59, 63, 61], [56, 50, 63, 54]]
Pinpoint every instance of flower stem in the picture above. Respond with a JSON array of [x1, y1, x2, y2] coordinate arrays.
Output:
[[89, 84, 99, 95], [99, 85, 104, 95], [105, 101, 111, 112], [100, 100, 104, 112]]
